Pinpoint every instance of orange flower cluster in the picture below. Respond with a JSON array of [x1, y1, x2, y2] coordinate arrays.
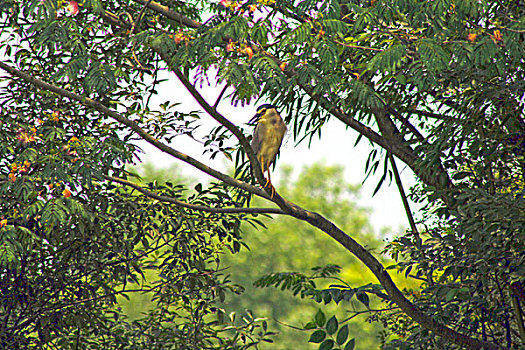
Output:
[[8, 160, 31, 183], [467, 30, 503, 44], [225, 41, 254, 59], [51, 110, 60, 121], [170, 29, 187, 44], [16, 128, 37, 145], [220, 1, 259, 14]]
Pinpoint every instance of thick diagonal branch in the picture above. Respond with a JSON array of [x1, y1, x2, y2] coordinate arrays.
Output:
[[133, 0, 201, 28]]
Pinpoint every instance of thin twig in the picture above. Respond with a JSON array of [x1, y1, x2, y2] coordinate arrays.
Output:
[[213, 84, 229, 110], [388, 153, 418, 234], [131, 0, 153, 34], [107, 175, 286, 215], [334, 39, 384, 51], [340, 306, 401, 324]]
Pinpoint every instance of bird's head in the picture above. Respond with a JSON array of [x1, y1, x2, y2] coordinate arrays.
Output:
[[249, 104, 279, 125]]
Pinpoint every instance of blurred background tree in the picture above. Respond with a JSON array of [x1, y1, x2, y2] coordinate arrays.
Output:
[[221, 163, 384, 349]]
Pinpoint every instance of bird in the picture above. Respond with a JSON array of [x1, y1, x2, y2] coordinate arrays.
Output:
[[249, 104, 287, 194]]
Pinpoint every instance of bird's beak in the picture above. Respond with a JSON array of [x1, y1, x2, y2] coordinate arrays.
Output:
[[249, 115, 260, 125]]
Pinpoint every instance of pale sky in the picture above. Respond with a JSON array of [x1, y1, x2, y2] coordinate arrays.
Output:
[[139, 70, 417, 237]]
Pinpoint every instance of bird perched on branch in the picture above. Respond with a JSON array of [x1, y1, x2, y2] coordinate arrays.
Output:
[[250, 104, 287, 193]]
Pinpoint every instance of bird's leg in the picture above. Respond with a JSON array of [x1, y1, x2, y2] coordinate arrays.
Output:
[[260, 155, 270, 187], [259, 155, 275, 197], [266, 167, 276, 198]]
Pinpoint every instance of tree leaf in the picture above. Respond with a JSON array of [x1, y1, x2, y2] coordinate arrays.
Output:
[[336, 325, 349, 345], [326, 315, 338, 335], [319, 339, 335, 350], [344, 338, 356, 350], [309, 330, 326, 343], [315, 309, 326, 327]]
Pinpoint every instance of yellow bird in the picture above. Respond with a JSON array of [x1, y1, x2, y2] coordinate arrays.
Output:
[[249, 104, 287, 191]]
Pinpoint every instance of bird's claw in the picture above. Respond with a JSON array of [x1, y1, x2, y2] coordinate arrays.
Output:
[[263, 179, 275, 198]]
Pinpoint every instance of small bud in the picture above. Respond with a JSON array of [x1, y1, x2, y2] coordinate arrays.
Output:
[[467, 33, 477, 42], [245, 46, 254, 59], [493, 30, 503, 42], [68, 1, 79, 15]]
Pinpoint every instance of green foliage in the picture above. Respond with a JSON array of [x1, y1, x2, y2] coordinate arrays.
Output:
[[1, 0, 525, 349]]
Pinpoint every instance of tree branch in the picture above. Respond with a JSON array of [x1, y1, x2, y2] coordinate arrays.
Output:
[[131, 0, 153, 34], [0, 60, 271, 201], [132, 0, 202, 28], [213, 85, 229, 109], [107, 175, 286, 215]]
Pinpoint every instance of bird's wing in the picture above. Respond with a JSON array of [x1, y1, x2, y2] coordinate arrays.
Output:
[[251, 123, 265, 156]]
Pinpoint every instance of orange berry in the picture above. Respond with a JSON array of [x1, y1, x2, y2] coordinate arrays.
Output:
[[8, 173, 16, 183], [62, 188, 72, 198], [0, 219, 7, 228], [280, 62, 287, 71]]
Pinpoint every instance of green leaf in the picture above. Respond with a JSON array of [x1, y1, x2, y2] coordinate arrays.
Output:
[[326, 315, 338, 335], [309, 330, 326, 343], [304, 321, 317, 330], [344, 338, 356, 350], [319, 339, 335, 350], [336, 325, 349, 345], [315, 309, 326, 327], [356, 291, 370, 308]]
